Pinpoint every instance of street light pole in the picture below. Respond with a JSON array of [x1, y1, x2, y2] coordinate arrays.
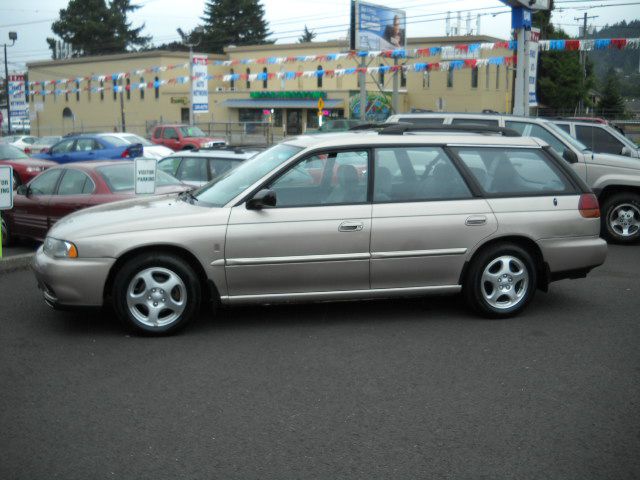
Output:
[[2, 32, 17, 136]]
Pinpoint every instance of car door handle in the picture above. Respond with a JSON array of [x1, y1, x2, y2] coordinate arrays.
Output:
[[465, 215, 487, 226], [339, 221, 364, 232]]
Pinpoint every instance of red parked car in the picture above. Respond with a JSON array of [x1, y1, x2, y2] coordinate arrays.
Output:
[[0, 143, 56, 187], [150, 124, 226, 151], [2, 160, 190, 246]]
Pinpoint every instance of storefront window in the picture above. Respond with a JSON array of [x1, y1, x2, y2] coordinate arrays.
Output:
[[239, 109, 263, 122], [307, 110, 319, 129]]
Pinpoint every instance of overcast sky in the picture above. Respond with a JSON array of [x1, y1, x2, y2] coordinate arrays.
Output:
[[1, 0, 638, 71]]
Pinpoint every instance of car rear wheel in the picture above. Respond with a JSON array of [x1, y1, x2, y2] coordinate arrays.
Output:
[[112, 253, 201, 335], [464, 243, 537, 318], [13, 172, 22, 188], [602, 193, 640, 244]]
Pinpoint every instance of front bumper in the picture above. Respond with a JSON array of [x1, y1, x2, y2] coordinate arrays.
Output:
[[32, 246, 116, 307], [537, 236, 607, 280]]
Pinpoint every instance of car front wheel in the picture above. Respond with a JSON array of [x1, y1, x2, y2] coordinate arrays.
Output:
[[602, 193, 640, 244], [464, 243, 537, 318], [112, 253, 201, 335]]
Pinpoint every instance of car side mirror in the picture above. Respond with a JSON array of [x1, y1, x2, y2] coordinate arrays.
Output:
[[621, 146, 632, 157], [246, 189, 276, 210], [16, 185, 29, 196], [562, 149, 578, 164]]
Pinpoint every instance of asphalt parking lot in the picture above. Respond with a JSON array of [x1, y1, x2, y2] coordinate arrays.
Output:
[[1, 245, 639, 480]]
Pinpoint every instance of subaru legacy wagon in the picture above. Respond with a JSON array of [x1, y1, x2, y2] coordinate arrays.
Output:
[[33, 132, 607, 335]]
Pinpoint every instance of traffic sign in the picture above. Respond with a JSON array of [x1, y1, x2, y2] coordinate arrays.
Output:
[[134, 158, 157, 195], [0, 166, 13, 210], [317, 97, 325, 111]]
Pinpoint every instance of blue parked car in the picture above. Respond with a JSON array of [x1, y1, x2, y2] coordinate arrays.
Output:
[[33, 134, 143, 164]]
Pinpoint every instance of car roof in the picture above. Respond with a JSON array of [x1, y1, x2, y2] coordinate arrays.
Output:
[[282, 132, 544, 149], [48, 160, 133, 170], [164, 150, 254, 160]]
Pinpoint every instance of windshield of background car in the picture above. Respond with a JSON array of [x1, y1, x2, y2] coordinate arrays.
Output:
[[116, 134, 154, 146], [180, 126, 207, 138], [193, 144, 303, 206], [545, 122, 590, 151], [0, 144, 28, 160], [97, 164, 182, 192]]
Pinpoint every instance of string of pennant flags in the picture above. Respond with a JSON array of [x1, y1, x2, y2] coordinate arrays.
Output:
[[17, 37, 639, 93], [24, 56, 516, 96]]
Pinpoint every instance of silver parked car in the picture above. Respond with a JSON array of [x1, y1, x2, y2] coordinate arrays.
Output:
[[387, 113, 640, 244], [33, 132, 607, 335]]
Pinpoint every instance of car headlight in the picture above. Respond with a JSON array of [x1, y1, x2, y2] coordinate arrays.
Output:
[[26, 166, 45, 173], [43, 237, 78, 258]]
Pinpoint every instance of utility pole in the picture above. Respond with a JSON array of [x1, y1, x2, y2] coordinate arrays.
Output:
[[178, 26, 204, 126], [2, 32, 17, 136], [575, 12, 598, 114], [119, 78, 126, 132]]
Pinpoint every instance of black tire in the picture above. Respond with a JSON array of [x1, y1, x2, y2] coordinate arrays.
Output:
[[112, 253, 201, 335], [601, 193, 640, 244], [1, 216, 12, 248], [463, 243, 537, 318], [13, 172, 22, 188]]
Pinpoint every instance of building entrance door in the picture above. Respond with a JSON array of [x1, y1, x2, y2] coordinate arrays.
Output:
[[181, 107, 190, 124], [286, 109, 302, 135]]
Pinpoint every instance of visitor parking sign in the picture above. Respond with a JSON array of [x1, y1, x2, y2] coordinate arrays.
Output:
[[0, 166, 14, 210]]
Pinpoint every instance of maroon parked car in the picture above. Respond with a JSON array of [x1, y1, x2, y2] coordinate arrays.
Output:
[[0, 143, 56, 187], [2, 160, 190, 246]]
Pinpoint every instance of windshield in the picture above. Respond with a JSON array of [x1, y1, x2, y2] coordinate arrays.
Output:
[[97, 164, 182, 192], [545, 122, 590, 152], [180, 126, 207, 138], [119, 134, 154, 146], [194, 143, 303, 206], [0, 144, 28, 160]]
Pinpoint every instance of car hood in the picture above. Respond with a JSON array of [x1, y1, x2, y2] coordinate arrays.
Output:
[[589, 152, 640, 171], [49, 193, 230, 240]]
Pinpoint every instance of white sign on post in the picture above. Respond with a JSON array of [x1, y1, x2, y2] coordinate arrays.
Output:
[[0, 166, 13, 210], [192, 55, 209, 114], [134, 158, 157, 195], [528, 28, 541, 107]]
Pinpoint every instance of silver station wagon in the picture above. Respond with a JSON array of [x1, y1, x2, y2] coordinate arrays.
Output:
[[33, 131, 608, 335]]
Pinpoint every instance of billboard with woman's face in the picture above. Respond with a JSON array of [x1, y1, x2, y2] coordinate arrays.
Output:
[[357, 1, 407, 51]]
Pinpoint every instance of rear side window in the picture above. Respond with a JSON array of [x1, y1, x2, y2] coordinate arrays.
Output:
[[374, 147, 471, 202], [451, 118, 499, 127], [575, 125, 625, 155], [57, 169, 94, 195], [453, 147, 575, 196]]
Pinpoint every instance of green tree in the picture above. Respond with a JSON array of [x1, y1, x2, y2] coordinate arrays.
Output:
[[533, 1, 595, 114], [298, 25, 316, 43], [201, 0, 271, 54], [598, 69, 627, 119], [47, 0, 149, 58]]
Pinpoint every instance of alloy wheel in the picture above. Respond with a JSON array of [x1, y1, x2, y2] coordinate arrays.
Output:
[[126, 267, 187, 327], [480, 255, 529, 310], [608, 203, 640, 238]]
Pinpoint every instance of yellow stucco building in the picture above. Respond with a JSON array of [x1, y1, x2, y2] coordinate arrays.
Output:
[[27, 35, 513, 138]]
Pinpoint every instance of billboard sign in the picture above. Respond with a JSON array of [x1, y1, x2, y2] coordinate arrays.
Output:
[[528, 28, 541, 107], [8, 74, 28, 128], [357, 1, 407, 51], [192, 55, 209, 114], [500, 0, 550, 10]]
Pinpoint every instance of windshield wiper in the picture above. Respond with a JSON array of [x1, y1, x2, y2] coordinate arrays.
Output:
[[178, 190, 199, 203]]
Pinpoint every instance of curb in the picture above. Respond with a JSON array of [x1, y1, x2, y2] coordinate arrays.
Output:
[[0, 253, 34, 274]]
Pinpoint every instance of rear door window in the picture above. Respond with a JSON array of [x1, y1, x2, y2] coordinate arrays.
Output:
[[158, 157, 181, 176], [176, 157, 208, 182], [575, 125, 625, 155], [453, 147, 576, 196], [374, 147, 471, 202], [208, 158, 240, 179], [505, 121, 568, 157], [162, 128, 179, 140], [50, 139, 76, 155]]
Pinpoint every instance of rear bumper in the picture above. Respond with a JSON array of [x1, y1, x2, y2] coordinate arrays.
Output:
[[32, 246, 115, 307], [537, 236, 607, 281]]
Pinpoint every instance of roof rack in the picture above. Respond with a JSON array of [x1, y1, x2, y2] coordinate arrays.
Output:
[[378, 124, 521, 137], [195, 144, 265, 154], [348, 122, 390, 131]]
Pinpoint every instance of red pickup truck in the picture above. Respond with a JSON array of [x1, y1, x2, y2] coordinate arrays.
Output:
[[150, 124, 226, 151]]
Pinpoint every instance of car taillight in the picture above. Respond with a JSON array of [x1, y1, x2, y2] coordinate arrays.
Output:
[[578, 193, 600, 218], [121, 148, 131, 158], [24, 147, 31, 154]]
